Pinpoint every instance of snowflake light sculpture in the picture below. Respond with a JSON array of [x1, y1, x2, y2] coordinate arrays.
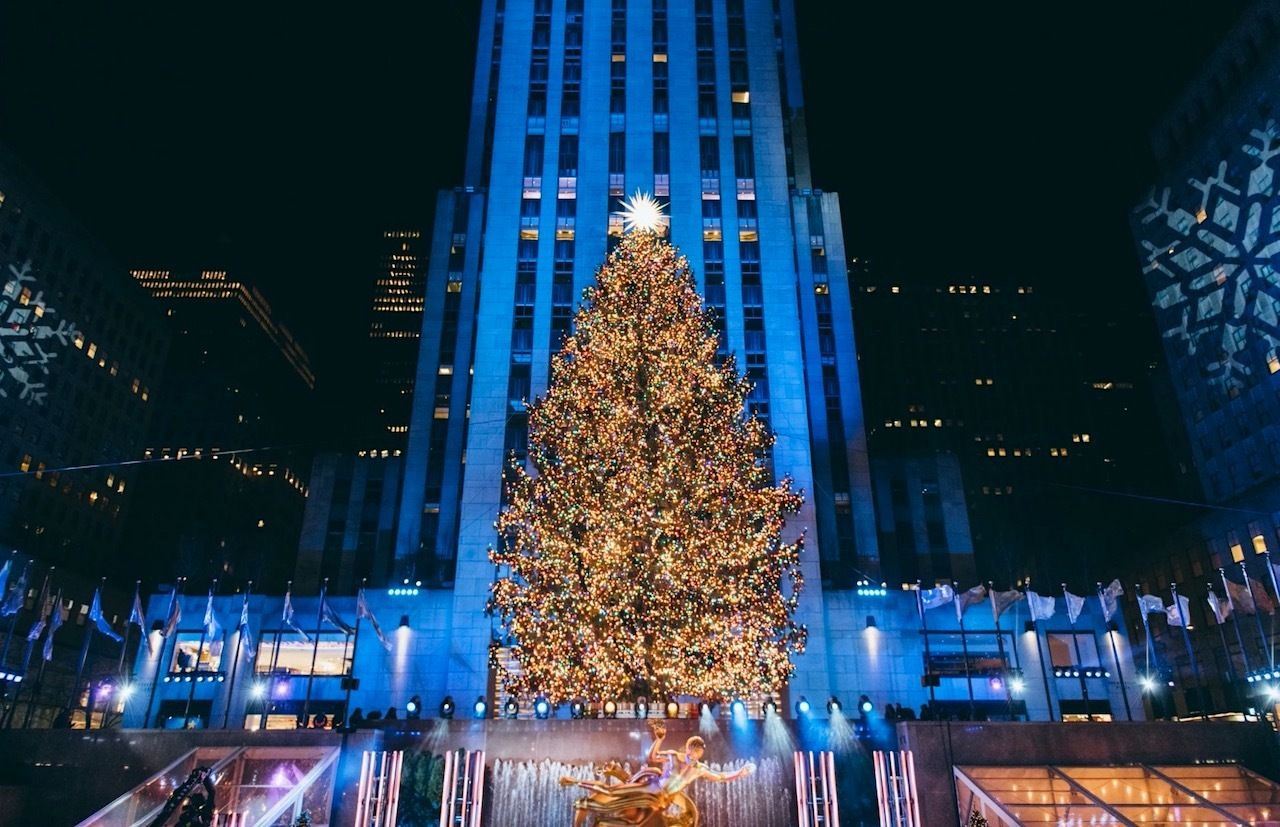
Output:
[[0, 259, 79, 406], [1133, 120, 1280, 397]]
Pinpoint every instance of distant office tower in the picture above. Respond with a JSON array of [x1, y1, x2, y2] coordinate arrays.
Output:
[[368, 230, 426, 445], [396, 0, 878, 705], [125, 268, 314, 585], [0, 145, 168, 575], [851, 264, 1167, 583]]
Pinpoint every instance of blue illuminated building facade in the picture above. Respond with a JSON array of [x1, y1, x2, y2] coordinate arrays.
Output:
[[393, 0, 878, 707]]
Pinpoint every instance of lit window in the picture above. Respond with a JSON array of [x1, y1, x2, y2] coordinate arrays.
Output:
[[731, 90, 750, 104], [653, 53, 667, 62], [19, 455, 31, 472], [447, 280, 462, 293], [439, 365, 454, 375], [1081, 433, 1090, 443], [986, 448, 996, 457], [434, 407, 449, 419], [612, 53, 626, 62], [1231, 542, 1245, 563], [1253, 535, 1268, 555], [87, 342, 97, 358], [256, 634, 350, 676], [172, 634, 223, 674]]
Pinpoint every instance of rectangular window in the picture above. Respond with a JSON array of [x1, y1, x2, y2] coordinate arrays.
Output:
[[171, 633, 223, 674], [256, 633, 351, 676], [1047, 633, 1100, 669]]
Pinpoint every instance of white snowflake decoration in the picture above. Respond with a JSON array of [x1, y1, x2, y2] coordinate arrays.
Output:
[[0, 260, 78, 406]]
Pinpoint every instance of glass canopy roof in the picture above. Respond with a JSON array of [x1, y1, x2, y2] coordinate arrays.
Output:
[[955, 763, 1280, 825]]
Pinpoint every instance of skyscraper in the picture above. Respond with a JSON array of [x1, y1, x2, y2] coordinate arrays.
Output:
[[398, 0, 878, 703], [368, 230, 426, 445]]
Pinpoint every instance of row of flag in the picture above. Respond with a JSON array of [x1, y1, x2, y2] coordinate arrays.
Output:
[[917, 558, 1280, 631], [0, 556, 399, 672]]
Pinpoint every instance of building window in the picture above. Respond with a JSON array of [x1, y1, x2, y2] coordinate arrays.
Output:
[[1047, 633, 1100, 669], [256, 633, 351, 676], [170, 634, 223, 674]]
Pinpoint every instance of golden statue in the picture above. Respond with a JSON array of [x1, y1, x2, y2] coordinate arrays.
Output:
[[560, 720, 754, 827]]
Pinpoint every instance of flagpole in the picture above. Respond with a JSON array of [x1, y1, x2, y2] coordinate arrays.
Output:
[[1063, 583, 1093, 722], [1207, 582, 1240, 707], [261, 581, 289, 731], [0, 562, 31, 726], [145, 577, 184, 730], [954, 582, 976, 720], [1098, 583, 1133, 721], [5, 567, 52, 729], [1221, 568, 1254, 678], [915, 582, 936, 711], [117, 581, 140, 681], [1171, 583, 1208, 721], [70, 578, 106, 728], [1241, 561, 1272, 671], [302, 579, 328, 727], [222, 582, 251, 730], [24, 587, 61, 729], [988, 582, 1014, 718], [344, 580, 366, 728], [183, 579, 215, 728]]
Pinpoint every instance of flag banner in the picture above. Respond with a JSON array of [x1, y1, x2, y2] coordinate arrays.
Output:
[[0, 564, 28, 617], [357, 589, 393, 652], [162, 587, 181, 638], [282, 590, 310, 643], [203, 589, 221, 641], [1207, 588, 1230, 624], [1166, 594, 1192, 628], [920, 584, 954, 610], [129, 586, 153, 655], [1026, 590, 1056, 621], [42, 595, 63, 661], [1138, 594, 1166, 624], [237, 595, 255, 661], [991, 589, 1024, 621], [26, 586, 52, 641], [1064, 590, 1086, 624], [88, 589, 124, 643], [0, 559, 10, 606], [1252, 579, 1277, 615], [1224, 577, 1256, 615], [1099, 580, 1125, 623], [956, 584, 988, 622], [321, 597, 355, 635]]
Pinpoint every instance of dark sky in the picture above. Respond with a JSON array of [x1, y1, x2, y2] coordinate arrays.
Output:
[[0, 1, 1253, 415]]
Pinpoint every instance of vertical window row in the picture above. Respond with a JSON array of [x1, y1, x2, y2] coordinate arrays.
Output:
[[771, 0, 796, 186], [652, 0, 670, 196], [480, 0, 506, 187], [563, 0, 583, 133], [703, 240, 728, 355], [610, 0, 627, 131]]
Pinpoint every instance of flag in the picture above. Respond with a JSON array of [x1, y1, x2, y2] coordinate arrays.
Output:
[[1064, 590, 1086, 624], [0, 559, 10, 607], [283, 590, 310, 643], [1098, 580, 1125, 623], [955, 584, 987, 622], [88, 589, 124, 643], [202, 589, 221, 641], [1224, 577, 1256, 615], [919, 584, 954, 611], [321, 596, 355, 635], [991, 589, 1023, 621], [0, 563, 28, 616], [238, 594, 254, 665], [1138, 594, 1166, 624], [1251, 579, 1277, 615], [1026, 590, 1056, 621], [357, 589, 392, 652], [161, 587, 181, 638], [42, 594, 63, 661], [1206, 588, 1230, 624], [129, 585, 152, 655], [1166, 594, 1192, 628], [26, 583, 52, 641]]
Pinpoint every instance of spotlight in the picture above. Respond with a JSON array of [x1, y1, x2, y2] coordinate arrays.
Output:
[[730, 699, 746, 717], [1139, 675, 1156, 693], [665, 700, 679, 718], [570, 700, 586, 719], [504, 698, 519, 719], [865, 614, 877, 629], [858, 695, 873, 714], [763, 698, 778, 716], [250, 682, 267, 700], [796, 696, 811, 717], [603, 700, 618, 719], [273, 678, 291, 698], [827, 696, 842, 715], [1010, 677, 1026, 696], [988, 676, 1004, 692], [1023, 620, 1036, 634], [534, 697, 551, 719], [399, 615, 410, 629], [406, 695, 422, 719], [473, 697, 488, 718], [440, 696, 455, 719], [698, 700, 714, 717], [119, 683, 136, 701], [635, 697, 649, 718]]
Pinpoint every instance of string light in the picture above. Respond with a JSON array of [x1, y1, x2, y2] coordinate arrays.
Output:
[[488, 230, 807, 702]]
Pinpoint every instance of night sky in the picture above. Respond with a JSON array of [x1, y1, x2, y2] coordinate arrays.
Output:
[[0, 1, 1252, 434]]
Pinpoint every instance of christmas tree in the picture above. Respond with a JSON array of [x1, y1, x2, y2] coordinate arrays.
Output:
[[490, 200, 806, 702]]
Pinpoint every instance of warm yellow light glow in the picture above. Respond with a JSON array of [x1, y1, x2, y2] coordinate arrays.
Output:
[[616, 191, 668, 235]]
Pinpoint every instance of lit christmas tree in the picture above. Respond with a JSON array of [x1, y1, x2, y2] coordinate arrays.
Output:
[[490, 196, 806, 702]]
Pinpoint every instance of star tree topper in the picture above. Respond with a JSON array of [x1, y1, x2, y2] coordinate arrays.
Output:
[[616, 190, 669, 235]]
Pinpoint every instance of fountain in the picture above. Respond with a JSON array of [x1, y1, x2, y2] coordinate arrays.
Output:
[[488, 756, 794, 827]]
